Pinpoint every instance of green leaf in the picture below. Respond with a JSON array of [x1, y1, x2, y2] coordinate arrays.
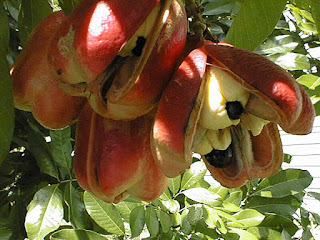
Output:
[[202, 206, 227, 234], [180, 161, 207, 190], [25, 184, 64, 240], [181, 209, 193, 235], [297, 74, 320, 90], [83, 191, 125, 235], [229, 228, 259, 240], [187, 205, 203, 225], [64, 182, 90, 229], [311, 0, 320, 39], [50, 229, 115, 240], [0, 4, 14, 166], [204, 0, 236, 15], [159, 188, 172, 200], [57, 0, 81, 15], [268, 52, 310, 70], [225, 0, 287, 50], [27, 121, 59, 179], [227, 209, 265, 228], [169, 175, 181, 196], [145, 207, 159, 238], [50, 127, 72, 175], [160, 199, 180, 213], [115, 199, 144, 222], [247, 227, 282, 240], [18, 0, 52, 45], [129, 206, 145, 238], [182, 187, 221, 207], [258, 35, 299, 54], [308, 191, 320, 201], [0, 218, 12, 240], [245, 196, 301, 217], [260, 214, 298, 236], [252, 169, 313, 198], [159, 210, 172, 233]]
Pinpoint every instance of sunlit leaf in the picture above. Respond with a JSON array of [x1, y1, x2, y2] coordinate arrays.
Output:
[[229, 228, 259, 240], [225, 0, 287, 50], [182, 187, 221, 207], [25, 185, 63, 240], [160, 199, 180, 213], [180, 161, 208, 190], [202, 206, 227, 233], [268, 52, 310, 70], [252, 169, 313, 198], [247, 227, 282, 239], [258, 35, 299, 54], [227, 209, 265, 228], [115, 199, 144, 222], [84, 192, 125, 235], [297, 74, 320, 90]]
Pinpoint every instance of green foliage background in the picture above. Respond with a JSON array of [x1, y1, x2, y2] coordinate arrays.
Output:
[[0, 0, 320, 239]]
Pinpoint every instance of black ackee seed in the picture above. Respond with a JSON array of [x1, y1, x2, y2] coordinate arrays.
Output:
[[57, 69, 62, 75], [131, 36, 146, 57], [204, 146, 233, 168], [226, 101, 244, 120]]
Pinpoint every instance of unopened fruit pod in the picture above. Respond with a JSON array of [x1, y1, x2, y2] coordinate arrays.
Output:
[[10, 11, 86, 129], [74, 103, 169, 203]]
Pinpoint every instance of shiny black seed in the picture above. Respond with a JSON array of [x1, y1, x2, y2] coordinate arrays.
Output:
[[205, 146, 233, 168], [57, 69, 62, 75], [131, 36, 146, 57], [226, 101, 244, 120]]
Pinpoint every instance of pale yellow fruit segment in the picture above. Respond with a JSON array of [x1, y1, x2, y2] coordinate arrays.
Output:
[[198, 65, 250, 130], [193, 128, 232, 155], [119, 4, 160, 57], [240, 112, 269, 136]]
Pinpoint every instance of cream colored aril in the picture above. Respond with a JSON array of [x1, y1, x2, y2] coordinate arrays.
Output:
[[118, 4, 161, 57], [192, 65, 269, 155]]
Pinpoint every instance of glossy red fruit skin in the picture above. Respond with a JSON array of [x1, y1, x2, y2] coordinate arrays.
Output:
[[10, 11, 86, 129], [151, 41, 315, 188], [74, 104, 168, 203], [48, 0, 161, 89], [105, 0, 188, 120]]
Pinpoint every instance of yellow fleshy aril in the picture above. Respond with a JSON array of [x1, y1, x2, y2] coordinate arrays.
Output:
[[119, 4, 161, 57], [198, 65, 250, 130], [193, 128, 232, 155], [240, 112, 269, 136]]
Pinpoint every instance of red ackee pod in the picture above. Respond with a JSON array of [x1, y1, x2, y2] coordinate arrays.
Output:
[[49, 0, 187, 120], [10, 11, 86, 129], [74, 104, 169, 203], [151, 42, 315, 188]]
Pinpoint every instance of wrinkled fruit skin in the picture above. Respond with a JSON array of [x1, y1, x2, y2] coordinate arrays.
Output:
[[10, 11, 86, 129], [151, 41, 315, 187], [74, 103, 169, 203], [49, 0, 187, 120]]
